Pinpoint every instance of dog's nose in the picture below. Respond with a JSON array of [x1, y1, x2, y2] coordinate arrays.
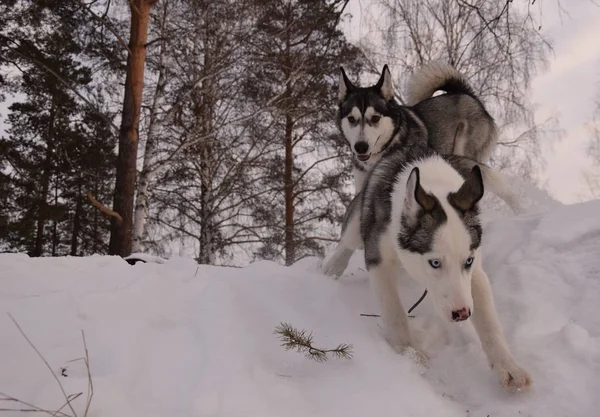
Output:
[[451, 307, 471, 322], [354, 141, 369, 154]]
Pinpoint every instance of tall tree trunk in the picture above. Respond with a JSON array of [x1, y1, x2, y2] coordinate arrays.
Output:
[[33, 105, 56, 257], [51, 180, 58, 256], [283, 14, 294, 267], [71, 188, 82, 256], [196, 9, 215, 265], [284, 112, 294, 266], [109, 0, 158, 257], [132, 0, 169, 254]]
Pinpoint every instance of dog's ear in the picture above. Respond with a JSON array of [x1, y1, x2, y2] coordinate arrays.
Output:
[[404, 167, 437, 219], [339, 67, 355, 103], [375, 64, 394, 101], [448, 165, 485, 211]]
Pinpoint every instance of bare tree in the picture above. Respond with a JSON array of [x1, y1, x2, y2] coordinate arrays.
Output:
[[357, 0, 557, 180], [583, 97, 600, 198]]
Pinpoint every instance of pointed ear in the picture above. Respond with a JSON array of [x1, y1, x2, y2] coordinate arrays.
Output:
[[338, 67, 355, 103], [375, 64, 394, 101], [449, 165, 485, 211], [404, 167, 437, 217]]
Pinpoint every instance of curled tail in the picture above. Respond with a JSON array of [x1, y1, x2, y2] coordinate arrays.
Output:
[[405, 62, 476, 106]]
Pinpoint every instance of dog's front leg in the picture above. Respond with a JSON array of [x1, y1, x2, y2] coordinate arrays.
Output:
[[368, 255, 428, 366], [471, 263, 532, 390], [321, 193, 363, 278]]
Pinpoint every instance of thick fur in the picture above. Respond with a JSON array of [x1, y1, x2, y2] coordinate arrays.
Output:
[[322, 146, 523, 277], [324, 144, 532, 390], [338, 63, 497, 193]]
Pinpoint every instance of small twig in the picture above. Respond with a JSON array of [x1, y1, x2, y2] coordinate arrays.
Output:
[[361, 313, 416, 318], [81, 331, 93, 417], [7, 314, 78, 417], [52, 393, 83, 417], [274, 323, 353, 362], [0, 392, 71, 417], [87, 191, 122, 225]]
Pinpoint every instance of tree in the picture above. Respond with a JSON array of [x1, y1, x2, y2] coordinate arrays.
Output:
[[243, 0, 362, 265], [357, 0, 556, 180], [143, 0, 285, 264], [109, 0, 159, 257], [0, 0, 115, 256], [584, 97, 600, 198]]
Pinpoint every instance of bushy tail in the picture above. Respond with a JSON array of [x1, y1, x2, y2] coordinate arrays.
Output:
[[405, 62, 476, 106]]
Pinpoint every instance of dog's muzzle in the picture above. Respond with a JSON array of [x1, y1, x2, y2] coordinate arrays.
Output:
[[354, 141, 370, 161]]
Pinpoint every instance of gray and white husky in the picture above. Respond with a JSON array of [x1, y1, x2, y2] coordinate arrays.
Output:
[[338, 62, 497, 192], [324, 144, 532, 390]]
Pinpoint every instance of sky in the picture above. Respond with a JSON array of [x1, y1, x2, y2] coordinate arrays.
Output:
[[531, 0, 600, 202], [343, 0, 600, 204]]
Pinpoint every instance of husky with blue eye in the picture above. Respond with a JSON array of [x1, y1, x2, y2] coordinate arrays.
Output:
[[338, 62, 497, 193], [326, 143, 532, 390]]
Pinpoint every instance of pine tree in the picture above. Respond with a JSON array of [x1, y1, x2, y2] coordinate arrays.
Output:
[[0, 0, 116, 256]]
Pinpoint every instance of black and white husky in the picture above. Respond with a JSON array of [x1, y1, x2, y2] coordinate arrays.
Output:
[[322, 145, 532, 390], [338, 63, 497, 192]]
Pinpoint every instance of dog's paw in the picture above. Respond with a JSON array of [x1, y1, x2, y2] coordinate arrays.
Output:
[[403, 345, 430, 368], [320, 250, 352, 278], [492, 360, 532, 391], [320, 257, 344, 277], [388, 340, 430, 368]]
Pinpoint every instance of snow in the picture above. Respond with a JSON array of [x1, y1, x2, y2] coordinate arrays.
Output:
[[2, 200, 600, 417]]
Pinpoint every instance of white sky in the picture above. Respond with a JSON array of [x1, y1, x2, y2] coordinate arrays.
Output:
[[343, 0, 600, 204]]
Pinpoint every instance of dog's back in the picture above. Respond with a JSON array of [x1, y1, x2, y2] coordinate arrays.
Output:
[[406, 62, 498, 164]]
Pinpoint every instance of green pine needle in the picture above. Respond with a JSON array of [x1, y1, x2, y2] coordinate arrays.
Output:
[[274, 322, 353, 362]]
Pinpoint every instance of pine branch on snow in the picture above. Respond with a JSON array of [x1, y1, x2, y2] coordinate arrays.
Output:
[[274, 322, 353, 362]]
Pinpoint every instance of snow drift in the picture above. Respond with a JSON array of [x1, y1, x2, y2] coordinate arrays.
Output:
[[1, 199, 600, 417]]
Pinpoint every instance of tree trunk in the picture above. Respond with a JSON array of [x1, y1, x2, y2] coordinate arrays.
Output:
[[284, 112, 294, 266], [283, 16, 294, 267], [51, 180, 58, 256], [33, 105, 56, 257], [132, 0, 169, 254], [109, 0, 158, 257], [196, 10, 215, 265], [71, 188, 82, 256]]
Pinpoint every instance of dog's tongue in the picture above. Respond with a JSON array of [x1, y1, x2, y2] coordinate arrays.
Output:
[[357, 154, 371, 162]]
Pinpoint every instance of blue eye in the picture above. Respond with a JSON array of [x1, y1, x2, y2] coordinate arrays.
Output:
[[428, 259, 441, 269], [465, 257, 474, 268]]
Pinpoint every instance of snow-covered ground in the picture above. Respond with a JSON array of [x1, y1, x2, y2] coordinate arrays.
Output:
[[2, 199, 600, 417]]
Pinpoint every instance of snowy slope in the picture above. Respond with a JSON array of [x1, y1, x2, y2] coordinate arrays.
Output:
[[2, 201, 600, 417]]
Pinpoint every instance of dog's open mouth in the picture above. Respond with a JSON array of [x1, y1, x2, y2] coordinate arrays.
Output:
[[357, 154, 371, 162]]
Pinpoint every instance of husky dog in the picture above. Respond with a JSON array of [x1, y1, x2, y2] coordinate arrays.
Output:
[[322, 148, 522, 277], [338, 63, 497, 192], [326, 144, 532, 389]]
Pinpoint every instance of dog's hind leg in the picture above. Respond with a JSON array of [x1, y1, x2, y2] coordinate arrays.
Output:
[[479, 165, 524, 214], [471, 262, 532, 390], [452, 121, 467, 157], [321, 193, 363, 278]]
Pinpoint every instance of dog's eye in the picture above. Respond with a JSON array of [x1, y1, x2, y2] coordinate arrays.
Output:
[[347, 115, 356, 124], [464, 257, 474, 268], [371, 115, 381, 123], [428, 259, 441, 269]]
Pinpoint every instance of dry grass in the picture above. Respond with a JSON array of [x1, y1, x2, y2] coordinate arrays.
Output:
[[1, 314, 94, 417]]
